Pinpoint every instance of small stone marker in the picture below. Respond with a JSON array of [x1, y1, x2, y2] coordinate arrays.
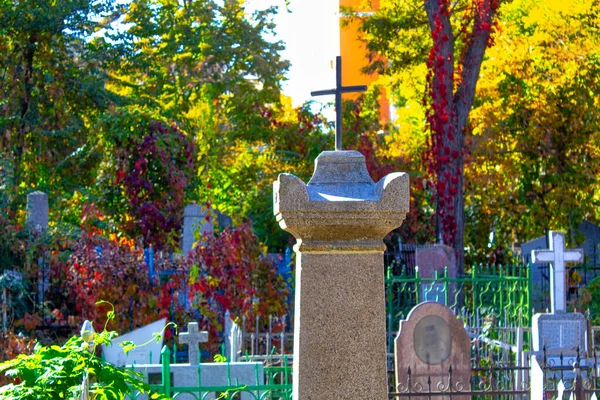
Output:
[[274, 150, 409, 399], [182, 204, 213, 257], [178, 322, 208, 365], [415, 244, 456, 304], [26, 191, 49, 232], [532, 312, 587, 355], [394, 302, 471, 399], [532, 231, 583, 313]]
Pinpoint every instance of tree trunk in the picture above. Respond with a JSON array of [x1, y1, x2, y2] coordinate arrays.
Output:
[[12, 32, 37, 207], [424, 0, 497, 273]]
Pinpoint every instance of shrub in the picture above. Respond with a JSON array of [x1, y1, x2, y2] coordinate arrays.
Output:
[[0, 320, 168, 400]]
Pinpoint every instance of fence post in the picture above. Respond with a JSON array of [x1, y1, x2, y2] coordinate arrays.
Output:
[[574, 361, 583, 400], [472, 264, 479, 313], [527, 263, 533, 325], [444, 266, 449, 306], [499, 264, 504, 318], [161, 345, 172, 397], [415, 266, 421, 304]]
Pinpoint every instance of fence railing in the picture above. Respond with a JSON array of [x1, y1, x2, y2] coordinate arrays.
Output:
[[534, 347, 600, 400], [385, 263, 532, 333]]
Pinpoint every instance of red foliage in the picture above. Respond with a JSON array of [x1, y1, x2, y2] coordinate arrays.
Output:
[[423, 0, 500, 248], [184, 223, 289, 351], [56, 233, 182, 332]]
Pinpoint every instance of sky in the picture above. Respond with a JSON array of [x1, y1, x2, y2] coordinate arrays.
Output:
[[245, 0, 340, 108]]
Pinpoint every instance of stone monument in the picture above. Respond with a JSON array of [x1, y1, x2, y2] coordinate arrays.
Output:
[[275, 56, 409, 399], [274, 150, 409, 399], [182, 204, 213, 257], [530, 231, 589, 356], [394, 302, 472, 399], [26, 191, 49, 232], [178, 322, 208, 365], [415, 244, 457, 304]]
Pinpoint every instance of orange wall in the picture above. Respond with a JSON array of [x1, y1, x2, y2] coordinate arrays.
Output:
[[339, 0, 390, 124]]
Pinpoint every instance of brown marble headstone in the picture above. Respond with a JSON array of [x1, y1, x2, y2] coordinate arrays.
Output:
[[394, 302, 471, 399], [415, 244, 456, 278], [415, 245, 457, 304]]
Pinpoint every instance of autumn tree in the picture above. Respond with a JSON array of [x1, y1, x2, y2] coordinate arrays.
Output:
[[360, 0, 501, 270], [467, 0, 600, 252], [0, 0, 122, 211]]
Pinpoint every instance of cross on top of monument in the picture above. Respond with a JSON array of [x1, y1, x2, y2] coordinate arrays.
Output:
[[178, 322, 208, 365], [532, 231, 584, 314], [311, 56, 367, 151]]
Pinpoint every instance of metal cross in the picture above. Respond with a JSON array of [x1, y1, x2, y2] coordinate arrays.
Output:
[[311, 56, 367, 151], [531, 231, 583, 313], [178, 322, 208, 364]]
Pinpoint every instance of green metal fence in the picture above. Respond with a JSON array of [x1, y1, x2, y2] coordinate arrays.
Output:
[[134, 346, 292, 399], [385, 263, 532, 332]]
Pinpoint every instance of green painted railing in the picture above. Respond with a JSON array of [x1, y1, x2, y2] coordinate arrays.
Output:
[[385, 263, 532, 332], [134, 346, 293, 400]]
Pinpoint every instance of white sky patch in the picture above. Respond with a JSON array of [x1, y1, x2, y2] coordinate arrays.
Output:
[[245, 0, 339, 117]]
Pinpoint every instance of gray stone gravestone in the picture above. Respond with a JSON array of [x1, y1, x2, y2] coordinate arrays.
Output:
[[394, 302, 471, 399], [415, 245, 456, 305], [274, 150, 409, 400], [415, 244, 456, 279], [182, 204, 213, 257], [26, 191, 49, 304], [26, 191, 48, 232], [178, 322, 208, 365], [532, 312, 587, 355], [531, 231, 590, 359]]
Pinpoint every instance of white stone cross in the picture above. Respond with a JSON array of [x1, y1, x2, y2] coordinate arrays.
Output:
[[178, 322, 208, 364], [532, 231, 583, 314]]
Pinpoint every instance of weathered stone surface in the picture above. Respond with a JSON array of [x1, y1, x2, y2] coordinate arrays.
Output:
[[131, 362, 264, 400], [274, 150, 409, 400], [415, 245, 456, 279], [415, 245, 457, 304], [532, 312, 588, 355], [178, 322, 208, 365], [182, 203, 213, 257], [26, 191, 48, 232], [394, 302, 471, 399]]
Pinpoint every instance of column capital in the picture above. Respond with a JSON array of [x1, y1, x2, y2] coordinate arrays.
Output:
[[274, 151, 409, 245]]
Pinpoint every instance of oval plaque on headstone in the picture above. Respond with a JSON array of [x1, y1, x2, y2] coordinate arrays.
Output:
[[413, 315, 452, 365]]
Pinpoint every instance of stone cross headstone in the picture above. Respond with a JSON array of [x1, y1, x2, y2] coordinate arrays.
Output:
[[26, 191, 49, 232], [310, 56, 367, 151], [178, 322, 208, 365], [274, 150, 409, 399], [394, 302, 471, 399], [532, 231, 583, 313], [182, 204, 213, 257]]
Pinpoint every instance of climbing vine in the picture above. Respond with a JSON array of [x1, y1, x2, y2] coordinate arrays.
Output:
[[423, 0, 500, 268]]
